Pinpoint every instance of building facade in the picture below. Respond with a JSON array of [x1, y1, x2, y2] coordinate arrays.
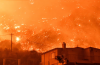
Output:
[[41, 42, 100, 65]]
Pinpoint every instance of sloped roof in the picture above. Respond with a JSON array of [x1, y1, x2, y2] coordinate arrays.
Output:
[[42, 48, 61, 55], [42, 47, 99, 55]]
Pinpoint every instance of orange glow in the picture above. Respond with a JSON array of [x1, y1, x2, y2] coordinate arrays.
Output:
[[16, 37, 20, 42], [29, 46, 33, 51], [0, 0, 100, 52], [15, 26, 20, 29]]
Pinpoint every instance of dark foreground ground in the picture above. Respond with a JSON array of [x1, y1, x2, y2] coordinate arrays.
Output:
[[66, 62, 100, 65], [0, 48, 41, 65]]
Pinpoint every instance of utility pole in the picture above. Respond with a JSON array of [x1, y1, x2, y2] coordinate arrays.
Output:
[[11, 33, 13, 52]]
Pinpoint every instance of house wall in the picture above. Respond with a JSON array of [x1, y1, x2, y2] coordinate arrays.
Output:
[[84, 48, 90, 61], [73, 48, 85, 61], [49, 49, 58, 65], [58, 48, 84, 63], [41, 54, 45, 65], [83, 48, 100, 63], [41, 49, 59, 65], [92, 49, 100, 63], [66, 48, 77, 62], [41, 47, 100, 65]]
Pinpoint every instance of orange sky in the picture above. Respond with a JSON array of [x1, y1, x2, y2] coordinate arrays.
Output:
[[0, 0, 100, 52]]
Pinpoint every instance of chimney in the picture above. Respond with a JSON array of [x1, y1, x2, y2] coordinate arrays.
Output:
[[62, 42, 66, 49]]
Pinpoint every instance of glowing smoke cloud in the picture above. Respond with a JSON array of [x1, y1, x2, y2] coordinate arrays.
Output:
[[0, 0, 100, 52]]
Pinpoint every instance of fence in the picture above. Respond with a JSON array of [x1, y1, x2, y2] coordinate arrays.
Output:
[[1, 58, 36, 65]]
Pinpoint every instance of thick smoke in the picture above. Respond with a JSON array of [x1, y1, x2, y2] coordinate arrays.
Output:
[[57, 0, 100, 48], [0, 0, 100, 51]]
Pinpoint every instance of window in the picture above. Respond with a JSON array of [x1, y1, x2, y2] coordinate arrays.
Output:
[[51, 52, 55, 59]]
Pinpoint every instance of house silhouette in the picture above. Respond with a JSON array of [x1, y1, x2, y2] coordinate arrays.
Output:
[[41, 42, 100, 65]]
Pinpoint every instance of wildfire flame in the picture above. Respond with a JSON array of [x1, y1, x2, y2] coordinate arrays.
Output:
[[0, 0, 100, 52], [16, 37, 20, 42]]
